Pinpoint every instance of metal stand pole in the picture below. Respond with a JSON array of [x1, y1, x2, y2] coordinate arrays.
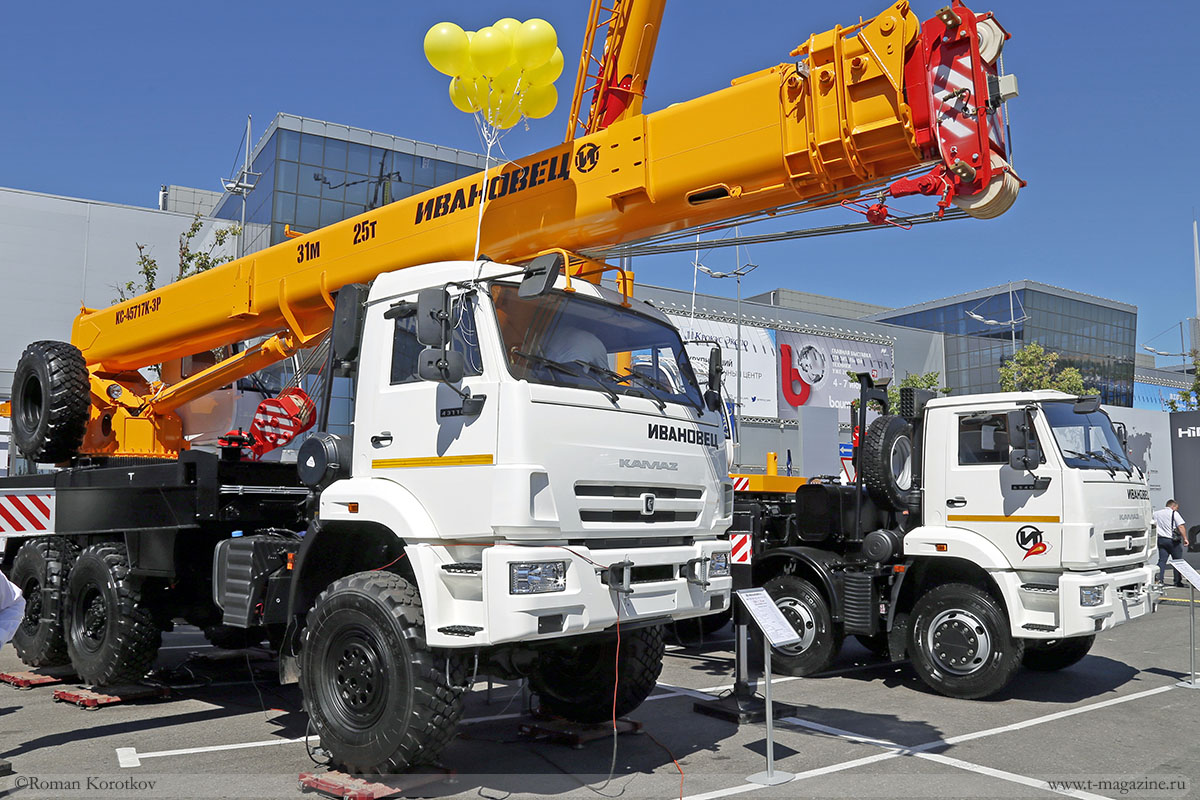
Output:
[[1180, 585, 1200, 689], [747, 629, 794, 785]]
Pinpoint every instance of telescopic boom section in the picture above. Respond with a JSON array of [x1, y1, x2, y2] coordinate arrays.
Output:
[[71, 0, 1018, 458]]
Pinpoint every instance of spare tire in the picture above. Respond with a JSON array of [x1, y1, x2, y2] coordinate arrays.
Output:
[[11, 341, 89, 464], [862, 415, 918, 513]]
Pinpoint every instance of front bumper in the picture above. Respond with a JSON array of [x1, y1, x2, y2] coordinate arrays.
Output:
[[1044, 564, 1158, 639], [409, 541, 732, 648]]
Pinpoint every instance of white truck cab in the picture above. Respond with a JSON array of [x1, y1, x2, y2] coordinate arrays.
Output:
[[913, 391, 1157, 641], [316, 261, 734, 648]]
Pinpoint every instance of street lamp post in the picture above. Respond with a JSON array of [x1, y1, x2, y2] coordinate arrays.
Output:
[[965, 282, 1029, 356], [697, 261, 758, 471]]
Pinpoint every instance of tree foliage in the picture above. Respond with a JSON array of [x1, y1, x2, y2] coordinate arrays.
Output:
[[1165, 349, 1200, 411], [998, 341, 1091, 395], [114, 213, 241, 303]]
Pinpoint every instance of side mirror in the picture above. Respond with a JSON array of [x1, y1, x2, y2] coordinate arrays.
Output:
[[1007, 408, 1041, 471], [707, 346, 723, 392], [519, 253, 563, 298], [331, 284, 369, 363], [704, 390, 722, 412], [418, 348, 464, 384], [416, 287, 451, 347], [1114, 421, 1128, 453]]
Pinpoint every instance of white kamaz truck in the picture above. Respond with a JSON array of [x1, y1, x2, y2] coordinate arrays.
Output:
[[737, 384, 1159, 699]]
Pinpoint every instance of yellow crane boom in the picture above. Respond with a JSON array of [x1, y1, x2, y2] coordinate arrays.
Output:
[[60, 0, 1018, 458]]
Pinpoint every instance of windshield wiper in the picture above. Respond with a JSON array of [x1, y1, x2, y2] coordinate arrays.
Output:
[[510, 350, 619, 404], [574, 361, 674, 411], [1098, 446, 1133, 477], [1083, 449, 1117, 477]]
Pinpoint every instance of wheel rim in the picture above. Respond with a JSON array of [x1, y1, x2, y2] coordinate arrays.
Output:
[[74, 586, 109, 654], [17, 373, 43, 432], [890, 436, 912, 491], [19, 580, 42, 637], [774, 595, 817, 655], [925, 608, 992, 675], [323, 625, 389, 732]]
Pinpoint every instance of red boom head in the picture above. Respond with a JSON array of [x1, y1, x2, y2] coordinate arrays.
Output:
[[892, 1, 1022, 219]]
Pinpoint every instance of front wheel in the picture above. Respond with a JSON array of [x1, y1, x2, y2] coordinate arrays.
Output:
[[759, 575, 841, 676], [1022, 636, 1094, 672], [531, 625, 665, 723], [300, 571, 464, 774], [908, 583, 1023, 699]]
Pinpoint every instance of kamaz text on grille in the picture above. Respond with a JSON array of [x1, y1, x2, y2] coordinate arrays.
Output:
[[648, 424, 720, 448]]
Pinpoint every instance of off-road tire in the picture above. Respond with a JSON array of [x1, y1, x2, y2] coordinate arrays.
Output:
[[11, 341, 89, 464], [908, 583, 1023, 699], [531, 625, 665, 724], [300, 571, 464, 774], [1021, 635, 1094, 672], [64, 543, 161, 685], [203, 624, 266, 650], [11, 536, 78, 667], [757, 574, 842, 676], [861, 415, 918, 512]]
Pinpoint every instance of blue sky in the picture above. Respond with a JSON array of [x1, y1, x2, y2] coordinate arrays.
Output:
[[2, 1, 1198, 363]]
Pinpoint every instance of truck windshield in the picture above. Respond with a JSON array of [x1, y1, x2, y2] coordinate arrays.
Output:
[[490, 283, 703, 409], [1041, 403, 1133, 473]]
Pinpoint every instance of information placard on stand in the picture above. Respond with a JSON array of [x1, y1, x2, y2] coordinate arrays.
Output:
[[735, 588, 797, 786]]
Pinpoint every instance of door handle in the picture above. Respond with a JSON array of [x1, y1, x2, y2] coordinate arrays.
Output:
[[370, 432, 393, 447], [947, 497, 967, 508]]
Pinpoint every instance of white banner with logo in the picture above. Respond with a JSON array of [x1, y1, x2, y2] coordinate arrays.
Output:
[[775, 330, 893, 425], [667, 313, 778, 419]]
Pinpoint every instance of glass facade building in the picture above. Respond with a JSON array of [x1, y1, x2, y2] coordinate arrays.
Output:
[[213, 114, 486, 253], [870, 281, 1137, 406]]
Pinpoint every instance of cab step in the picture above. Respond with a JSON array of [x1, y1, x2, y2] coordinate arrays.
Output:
[[441, 562, 483, 574], [437, 625, 484, 637]]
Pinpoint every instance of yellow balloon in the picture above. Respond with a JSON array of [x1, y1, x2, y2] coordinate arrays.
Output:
[[522, 83, 557, 119], [491, 64, 522, 99], [449, 76, 480, 114], [514, 18, 557, 70], [497, 95, 523, 129], [523, 47, 563, 87], [469, 26, 514, 79], [461, 72, 487, 110], [424, 22, 470, 77], [493, 17, 521, 36]]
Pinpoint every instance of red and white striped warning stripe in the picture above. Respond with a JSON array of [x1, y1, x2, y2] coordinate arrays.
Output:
[[931, 53, 978, 154], [0, 493, 54, 533], [730, 532, 752, 564], [732, 476, 750, 492], [252, 399, 305, 446]]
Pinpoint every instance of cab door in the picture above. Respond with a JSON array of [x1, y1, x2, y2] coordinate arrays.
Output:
[[355, 290, 500, 537], [941, 410, 1063, 570]]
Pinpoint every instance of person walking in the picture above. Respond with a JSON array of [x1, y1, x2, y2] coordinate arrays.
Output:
[[1154, 499, 1189, 588], [0, 572, 24, 777]]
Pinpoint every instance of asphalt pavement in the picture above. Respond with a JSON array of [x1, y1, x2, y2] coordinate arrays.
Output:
[[0, 587, 1197, 799]]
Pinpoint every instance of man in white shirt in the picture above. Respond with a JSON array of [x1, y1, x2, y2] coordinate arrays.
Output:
[[0, 571, 24, 777], [1153, 499, 1189, 587]]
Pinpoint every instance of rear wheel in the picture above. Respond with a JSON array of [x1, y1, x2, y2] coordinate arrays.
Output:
[[759, 574, 841, 676], [908, 583, 1023, 699], [11, 537, 77, 667], [1022, 636, 1094, 671], [64, 543, 161, 685], [531, 625, 665, 723], [300, 571, 464, 773]]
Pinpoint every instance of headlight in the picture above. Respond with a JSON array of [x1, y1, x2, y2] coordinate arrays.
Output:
[[1079, 585, 1106, 607], [710, 552, 730, 577], [510, 561, 568, 594]]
